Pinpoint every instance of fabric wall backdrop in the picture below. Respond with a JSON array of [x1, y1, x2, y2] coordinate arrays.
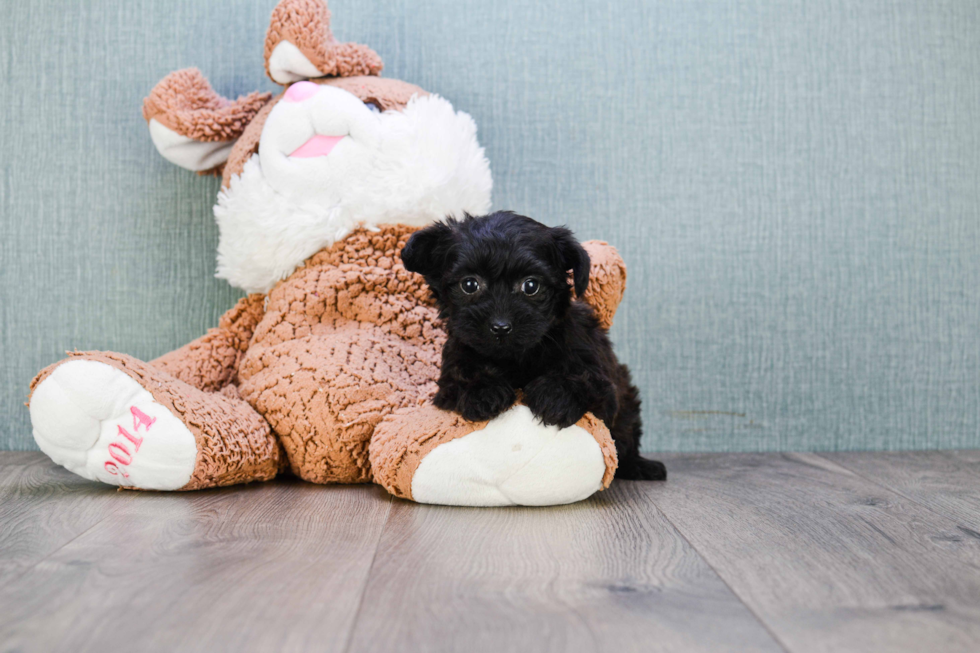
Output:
[[2, 0, 979, 452]]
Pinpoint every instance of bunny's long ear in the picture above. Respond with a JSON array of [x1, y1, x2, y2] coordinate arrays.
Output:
[[264, 0, 382, 85], [142, 68, 272, 173]]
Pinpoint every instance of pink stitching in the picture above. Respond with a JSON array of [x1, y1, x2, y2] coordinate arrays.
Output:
[[131, 406, 156, 432], [108, 442, 132, 465], [117, 425, 143, 452], [104, 405, 157, 479], [104, 460, 129, 478]]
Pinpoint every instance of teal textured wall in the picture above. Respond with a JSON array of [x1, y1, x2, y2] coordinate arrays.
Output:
[[2, 0, 980, 452]]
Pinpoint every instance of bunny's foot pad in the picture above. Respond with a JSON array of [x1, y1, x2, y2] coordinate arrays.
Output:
[[30, 353, 282, 490]]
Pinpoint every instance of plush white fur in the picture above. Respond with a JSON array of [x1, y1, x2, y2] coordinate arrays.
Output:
[[410, 405, 607, 507], [214, 88, 492, 293]]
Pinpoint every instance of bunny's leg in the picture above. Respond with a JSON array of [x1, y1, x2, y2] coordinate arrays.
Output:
[[29, 351, 283, 491]]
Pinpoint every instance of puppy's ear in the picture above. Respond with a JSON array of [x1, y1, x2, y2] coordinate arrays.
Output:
[[401, 221, 456, 279], [551, 227, 591, 296]]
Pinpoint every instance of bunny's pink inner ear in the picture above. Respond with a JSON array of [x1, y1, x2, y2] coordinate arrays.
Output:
[[142, 68, 272, 173], [264, 0, 383, 85]]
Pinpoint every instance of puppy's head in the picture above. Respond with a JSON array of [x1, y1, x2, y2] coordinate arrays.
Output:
[[402, 211, 590, 357]]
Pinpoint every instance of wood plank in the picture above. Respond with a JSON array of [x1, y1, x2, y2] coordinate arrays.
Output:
[[345, 482, 786, 653], [653, 453, 980, 653], [0, 452, 123, 582], [0, 478, 392, 653], [821, 451, 980, 531]]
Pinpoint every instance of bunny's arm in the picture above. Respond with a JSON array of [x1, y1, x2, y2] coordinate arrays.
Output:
[[580, 241, 627, 330], [152, 294, 266, 392]]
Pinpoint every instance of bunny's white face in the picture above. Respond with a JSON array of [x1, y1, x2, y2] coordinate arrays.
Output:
[[258, 82, 383, 205], [214, 82, 492, 294]]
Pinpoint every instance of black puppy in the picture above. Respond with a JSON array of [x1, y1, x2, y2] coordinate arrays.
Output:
[[401, 211, 665, 481]]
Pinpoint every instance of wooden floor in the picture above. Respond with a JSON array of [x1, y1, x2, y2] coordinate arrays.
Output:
[[1, 451, 979, 653]]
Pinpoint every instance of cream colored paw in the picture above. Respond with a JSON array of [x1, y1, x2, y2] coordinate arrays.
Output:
[[30, 360, 197, 490], [410, 405, 607, 507]]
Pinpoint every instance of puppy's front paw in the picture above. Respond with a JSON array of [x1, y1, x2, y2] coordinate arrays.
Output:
[[453, 384, 517, 423], [433, 384, 459, 412], [524, 378, 588, 429]]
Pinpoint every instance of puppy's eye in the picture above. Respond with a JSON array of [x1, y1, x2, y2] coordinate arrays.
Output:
[[521, 278, 540, 296], [364, 101, 382, 113], [460, 277, 480, 294]]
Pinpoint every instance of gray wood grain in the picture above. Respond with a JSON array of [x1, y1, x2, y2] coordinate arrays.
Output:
[[5, 452, 980, 653], [0, 452, 122, 582], [345, 482, 786, 653], [654, 453, 980, 653], [0, 476, 392, 653], [820, 451, 980, 531]]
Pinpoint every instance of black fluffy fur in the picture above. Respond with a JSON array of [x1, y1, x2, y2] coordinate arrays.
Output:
[[401, 211, 665, 481]]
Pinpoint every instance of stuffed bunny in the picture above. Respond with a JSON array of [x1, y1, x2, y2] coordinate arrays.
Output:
[[28, 0, 628, 506]]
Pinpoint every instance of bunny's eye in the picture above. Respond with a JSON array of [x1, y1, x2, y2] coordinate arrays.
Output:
[[460, 277, 480, 294], [364, 101, 382, 113]]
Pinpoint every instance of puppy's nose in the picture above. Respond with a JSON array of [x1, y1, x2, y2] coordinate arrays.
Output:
[[490, 320, 513, 336]]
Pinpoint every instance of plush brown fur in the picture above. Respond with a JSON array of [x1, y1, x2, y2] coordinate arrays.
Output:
[[141, 68, 272, 143]]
